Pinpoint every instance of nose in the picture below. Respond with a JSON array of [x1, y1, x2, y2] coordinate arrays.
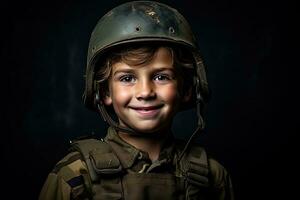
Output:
[[135, 78, 156, 100]]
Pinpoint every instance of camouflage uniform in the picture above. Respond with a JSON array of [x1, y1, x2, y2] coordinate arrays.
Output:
[[39, 127, 234, 200], [39, 1, 235, 199]]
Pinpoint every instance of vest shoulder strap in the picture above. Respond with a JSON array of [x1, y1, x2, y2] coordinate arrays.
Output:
[[177, 142, 210, 187], [70, 138, 122, 182]]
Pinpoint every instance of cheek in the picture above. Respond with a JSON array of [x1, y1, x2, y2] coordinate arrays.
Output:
[[111, 85, 132, 105], [158, 84, 180, 103]]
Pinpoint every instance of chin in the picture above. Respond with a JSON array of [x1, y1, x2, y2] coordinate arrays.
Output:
[[130, 122, 170, 134]]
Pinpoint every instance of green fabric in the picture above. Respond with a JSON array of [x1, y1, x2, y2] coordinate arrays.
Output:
[[39, 127, 234, 200]]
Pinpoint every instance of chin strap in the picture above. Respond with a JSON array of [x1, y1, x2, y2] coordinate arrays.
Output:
[[177, 50, 207, 163], [95, 49, 207, 158], [95, 85, 205, 164], [177, 101, 205, 163]]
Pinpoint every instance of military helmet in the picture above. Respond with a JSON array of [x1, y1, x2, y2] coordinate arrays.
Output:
[[83, 1, 209, 133]]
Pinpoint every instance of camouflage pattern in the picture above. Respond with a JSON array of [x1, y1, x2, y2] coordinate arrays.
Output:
[[39, 128, 234, 200], [39, 2, 234, 199]]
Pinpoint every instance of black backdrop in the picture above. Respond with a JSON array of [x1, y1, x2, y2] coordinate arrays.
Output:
[[1, 0, 296, 199]]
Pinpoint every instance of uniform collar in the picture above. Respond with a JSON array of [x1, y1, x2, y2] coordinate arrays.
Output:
[[104, 127, 175, 169], [104, 127, 140, 169]]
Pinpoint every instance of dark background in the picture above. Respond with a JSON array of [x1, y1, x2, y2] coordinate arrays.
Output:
[[1, 0, 296, 199]]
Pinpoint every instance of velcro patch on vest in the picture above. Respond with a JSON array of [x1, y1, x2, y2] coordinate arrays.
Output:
[[89, 151, 122, 175]]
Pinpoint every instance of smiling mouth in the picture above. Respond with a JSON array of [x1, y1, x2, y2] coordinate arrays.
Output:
[[129, 105, 163, 117], [131, 105, 163, 110]]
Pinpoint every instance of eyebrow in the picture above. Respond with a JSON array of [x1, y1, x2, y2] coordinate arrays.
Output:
[[113, 67, 175, 76], [113, 69, 135, 77]]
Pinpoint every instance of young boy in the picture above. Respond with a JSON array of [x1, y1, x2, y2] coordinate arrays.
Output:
[[39, 1, 234, 200]]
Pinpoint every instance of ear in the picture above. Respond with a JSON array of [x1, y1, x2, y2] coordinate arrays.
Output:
[[103, 93, 112, 105], [100, 88, 112, 106], [182, 87, 192, 102]]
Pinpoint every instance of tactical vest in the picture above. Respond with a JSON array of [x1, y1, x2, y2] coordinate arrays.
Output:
[[70, 138, 212, 200]]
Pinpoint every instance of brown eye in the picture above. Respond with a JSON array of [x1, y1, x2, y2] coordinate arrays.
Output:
[[154, 74, 171, 81], [119, 75, 136, 83]]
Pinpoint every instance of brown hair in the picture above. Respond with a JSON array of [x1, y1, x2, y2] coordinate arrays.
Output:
[[95, 43, 194, 95]]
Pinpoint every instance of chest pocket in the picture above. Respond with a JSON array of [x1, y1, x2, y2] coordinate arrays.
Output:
[[71, 138, 123, 200], [71, 138, 211, 200], [122, 173, 184, 200]]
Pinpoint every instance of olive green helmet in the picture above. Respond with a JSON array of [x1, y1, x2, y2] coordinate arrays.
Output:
[[83, 1, 209, 134]]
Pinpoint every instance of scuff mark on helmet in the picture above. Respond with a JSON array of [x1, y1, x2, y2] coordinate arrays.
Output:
[[145, 10, 160, 24], [137, 2, 160, 24]]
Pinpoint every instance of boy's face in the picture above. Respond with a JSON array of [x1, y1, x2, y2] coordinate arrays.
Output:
[[103, 47, 185, 134]]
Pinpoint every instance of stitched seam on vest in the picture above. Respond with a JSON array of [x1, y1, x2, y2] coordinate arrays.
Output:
[[53, 153, 82, 173]]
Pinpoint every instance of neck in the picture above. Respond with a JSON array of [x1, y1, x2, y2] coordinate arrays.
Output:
[[118, 130, 170, 162]]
